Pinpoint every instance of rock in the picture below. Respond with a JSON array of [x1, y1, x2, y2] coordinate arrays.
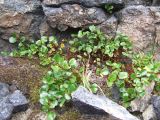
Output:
[[117, 5, 156, 52], [0, 56, 47, 103], [111, 84, 121, 102], [124, 0, 152, 6], [11, 108, 47, 120], [131, 81, 155, 112], [142, 105, 157, 120], [150, 7, 160, 46], [0, 2, 44, 40], [8, 90, 28, 113], [43, 4, 108, 31], [72, 86, 139, 120], [152, 0, 160, 6], [0, 82, 10, 99], [0, 97, 14, 120], [98, 16, 118, 38], [151, 96, 160, 119], [3, 0, 41, 13], [43, 0, 124, 7]]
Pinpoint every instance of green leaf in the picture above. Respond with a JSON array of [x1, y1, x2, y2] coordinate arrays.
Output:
[[86, 47, 92, 54], [89, 25, 96, 32], [107, 71, 118, 87], [118, 72, 128, 79], [9, 37, 17, 43], [47, 112, 56, 120], [101, 68, 109, 76], [78, 31, 83, 38], [90, 83, 98, 93], [69, 58, 78, 68]]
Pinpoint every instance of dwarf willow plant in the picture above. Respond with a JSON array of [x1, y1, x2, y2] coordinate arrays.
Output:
[[8, 25, 160, 119], [10, 36, 59, 66], [69, 25, 132, 58]]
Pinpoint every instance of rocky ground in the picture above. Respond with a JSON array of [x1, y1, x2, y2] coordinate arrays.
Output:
[[0, 0, 160, 120]]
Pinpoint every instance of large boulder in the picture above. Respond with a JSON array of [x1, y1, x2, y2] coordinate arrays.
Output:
[[43, 4, 108, 31], [72, 86, 139, 120], [0, 1, 44, 41], [117, 5, 156, 52]]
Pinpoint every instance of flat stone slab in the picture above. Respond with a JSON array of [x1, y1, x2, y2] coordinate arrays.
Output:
[[72, 86, 139, 120]]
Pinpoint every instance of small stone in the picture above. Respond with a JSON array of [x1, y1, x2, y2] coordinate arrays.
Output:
[[151, 96, 160, 119], [0, 97, 14, 120], [0, 82, 10, 99], [8, 90, 28, 113], [72, 86, 139, 120], [142, 105, 157, 120]]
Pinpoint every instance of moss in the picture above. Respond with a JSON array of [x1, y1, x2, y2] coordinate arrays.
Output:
[[57, 109, 80, 120], [0, 57, 48, 103]]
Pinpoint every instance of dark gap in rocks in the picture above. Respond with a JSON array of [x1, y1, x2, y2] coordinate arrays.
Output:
[[101, 3, 125, 14]]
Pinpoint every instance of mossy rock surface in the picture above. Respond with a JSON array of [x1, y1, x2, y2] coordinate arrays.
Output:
[[0, 56, 48, 103]]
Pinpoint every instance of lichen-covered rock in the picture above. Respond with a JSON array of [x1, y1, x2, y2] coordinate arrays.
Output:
[[43, 4, 108, 31], [117, 5, 156, 52], [0, 57, 47, 103], [72, 86, 139, 120], [42, 0, 124, 7], [3, 0, 41, 13]]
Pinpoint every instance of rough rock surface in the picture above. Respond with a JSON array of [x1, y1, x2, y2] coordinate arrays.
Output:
[[42, 0, 124, 7], [72, 86, 139, 120], [0, 82, 10, 99], [43, 4, 108, 31], [9, 90, 28, 113], [151, 96, 160, 119], [0, 97, 14, 120], [142, 105, 157, 120], [117, 5, 156, 52]]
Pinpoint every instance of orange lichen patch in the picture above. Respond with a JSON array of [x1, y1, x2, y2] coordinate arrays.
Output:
[[0, 56, 48, 103]]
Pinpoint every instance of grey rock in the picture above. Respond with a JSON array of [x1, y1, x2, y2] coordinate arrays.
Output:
[[43, 0, 124, 7], [124, 0, 152, 6], [0, 5, 44, 40], [43, 4, 108, 31], [111, 84, 121, 102], [0, 82, 10, 99], [131, 81, 155, 112], [98, 16, 118, 39], [0, 97, 14, 120], [72, 86, 139, 120], [8, 90, 28, 113], [117, 5, 156, 52], [142, 105, 157, 120], [149, 7, 160, 46], [152, 0, 160, 6], [151, 96, 160, 119], [3, 0, 41, 13]]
